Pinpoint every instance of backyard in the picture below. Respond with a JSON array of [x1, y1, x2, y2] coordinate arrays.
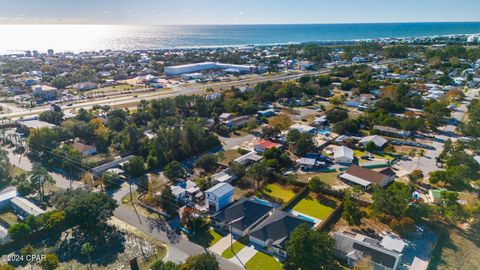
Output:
[[258, 183, 297, 204], [0, 210, 19, 227], [297, 171, 339, 185], [291, 192, 337, 221]]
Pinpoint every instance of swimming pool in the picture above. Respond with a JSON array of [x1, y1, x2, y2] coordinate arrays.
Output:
[[318, 129, 331, 136]]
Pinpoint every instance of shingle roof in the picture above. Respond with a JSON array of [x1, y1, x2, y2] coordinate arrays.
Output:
[[212, 197, 274, 231], [343, 165, 388, 185], [333, 232, 402, 270], [249, 209, 314, 247]]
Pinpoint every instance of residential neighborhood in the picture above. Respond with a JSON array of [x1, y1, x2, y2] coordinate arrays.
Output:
[[0, 24, 479, 270]]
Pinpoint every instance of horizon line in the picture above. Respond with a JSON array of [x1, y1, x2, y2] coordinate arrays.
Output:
[[0, 20, 480, 26]]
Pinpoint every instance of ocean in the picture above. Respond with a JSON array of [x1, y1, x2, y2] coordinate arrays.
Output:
[[0, 22, 479, 53]]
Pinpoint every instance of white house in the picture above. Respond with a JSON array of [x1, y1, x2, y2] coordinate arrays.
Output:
[[333, 146, 354, 164], [205, 183, 234, 213], [359, 135, 388, 148]]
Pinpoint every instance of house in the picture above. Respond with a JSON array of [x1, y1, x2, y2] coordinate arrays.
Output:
[[225, 116, 249, 128], [234, 151, 263, 166], [289, 124, 317, 135], [171, 180, 200, 201], [297, 157, 325, 171], [332, 231, 403, 270], [249, 209, 314, 259], [359, 135, 388, 148], [373, 125, 411, 138], [254, 140, 282, 153], [257, 109, 276, 118], [31, 85, 58, 100], [92, 155, 135, 176], [211, 197, 274, 237], [10, 196, 45, 217], [17, 119, 56, 134], [0, 188, 17, 208], [339, 165, 396, 190], [211, 169, 236, 185], [205, 183, 235, 213], [333, 146, 354, 164], [73, 82, 97, 91], [72, 141, 97, 156], [219, 113, 233, 122]]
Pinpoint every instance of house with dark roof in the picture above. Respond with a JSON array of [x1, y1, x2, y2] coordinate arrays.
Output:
[[332, 231, 404, 270], [249, 209, 314, 259], [339, 165, 395, 190], [211, 197, 274, 237]]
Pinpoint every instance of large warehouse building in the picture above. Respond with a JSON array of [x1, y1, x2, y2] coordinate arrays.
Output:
[[164, 62, 262, 76]]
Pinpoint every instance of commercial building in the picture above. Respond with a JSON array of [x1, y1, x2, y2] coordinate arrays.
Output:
[[164, 62, 263, 76]]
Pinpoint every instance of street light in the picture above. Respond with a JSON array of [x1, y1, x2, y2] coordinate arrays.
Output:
[[226, 216, 245, 268]]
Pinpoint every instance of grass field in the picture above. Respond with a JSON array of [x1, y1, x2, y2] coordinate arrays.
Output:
[[259, 183, 296, 204], [354, 149, 394, 161], [222, 240, 246, 259], [245, 252, 283, 270], [429, 225, 480, 270], [292, 193, 335, 220], [0, 211, 19, 226], [297, 172, 339, 185], [218, 149, 242, 165]]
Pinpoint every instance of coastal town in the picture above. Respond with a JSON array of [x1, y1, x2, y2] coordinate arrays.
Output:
[[0, 33, 480, 270]]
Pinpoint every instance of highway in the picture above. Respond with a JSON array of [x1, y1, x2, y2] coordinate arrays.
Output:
[[0, 69, 329, 120]]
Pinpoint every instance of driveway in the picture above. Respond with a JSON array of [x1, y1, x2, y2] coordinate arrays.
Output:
[[229, 244, 258, 267], [209, 233, 234, 255]]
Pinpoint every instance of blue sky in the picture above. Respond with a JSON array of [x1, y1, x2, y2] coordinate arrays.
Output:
[[0, 0, 479, 25]]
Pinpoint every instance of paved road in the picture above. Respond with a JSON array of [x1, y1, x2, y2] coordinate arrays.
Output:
[[397, 88, 479, 177], [114, 205, 244, 270], [1, 70, 329, 120]]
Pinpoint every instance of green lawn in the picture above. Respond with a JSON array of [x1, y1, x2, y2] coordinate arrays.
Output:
[[0, 211, 19, 226], [354, 149, 394, 161], [260, 184, 296, 204], [245, 252, 283, 270], [208, 229, 223, 247], [222, 240, 246, 259], [292, 194, 334, 220], [297, 172, 338, 185]]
